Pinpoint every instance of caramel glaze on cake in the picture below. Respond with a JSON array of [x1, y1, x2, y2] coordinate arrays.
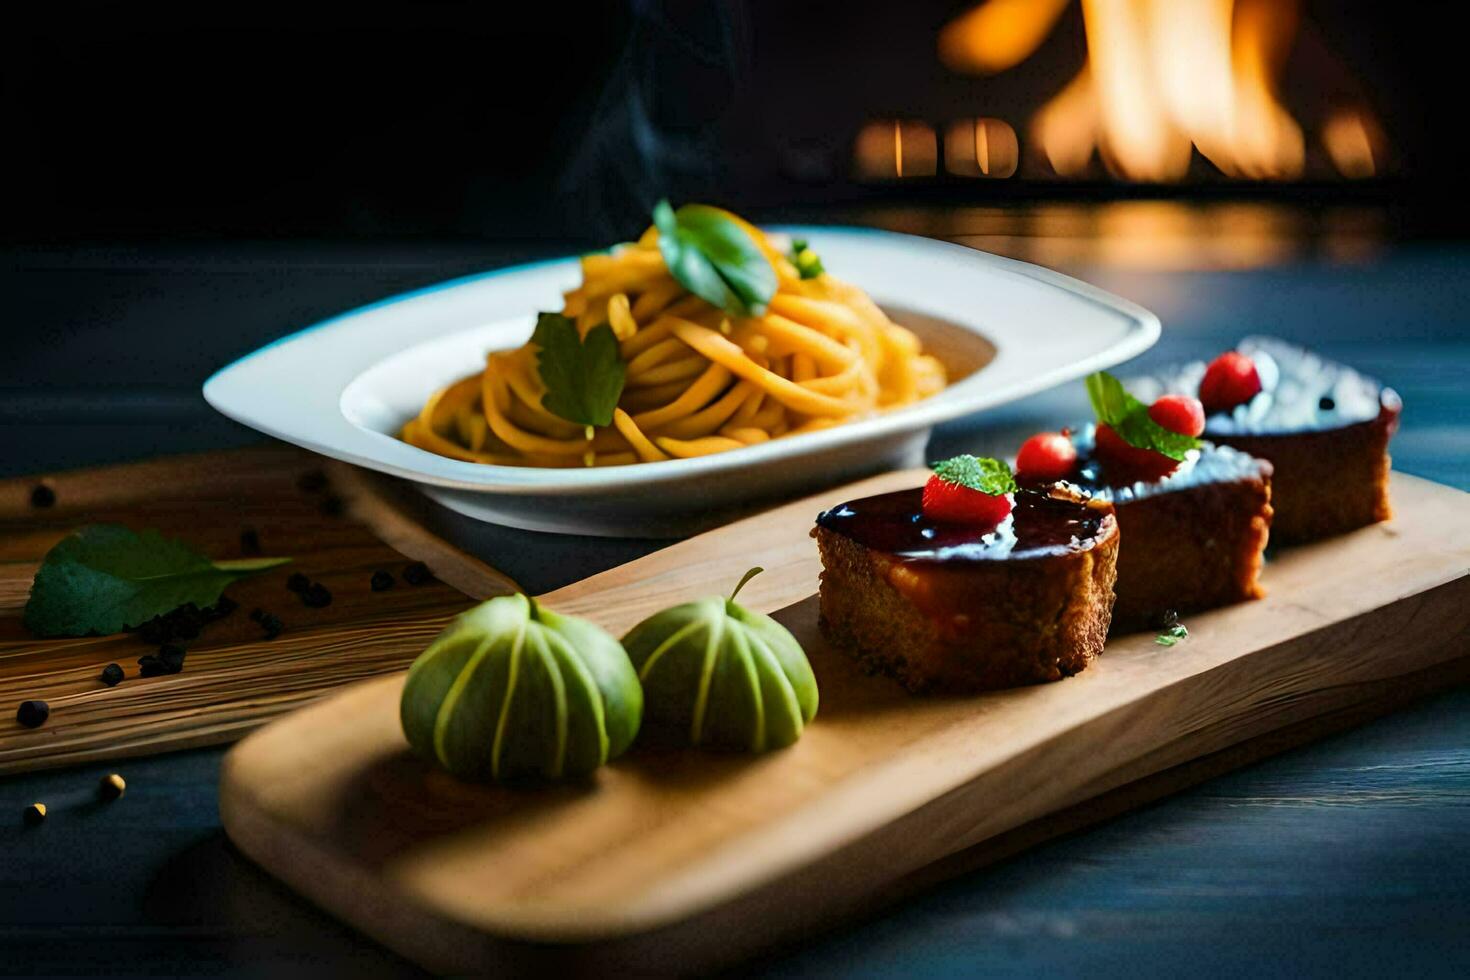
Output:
[[1063, 429, 1273, 633], [1134, 336, 1400, 543], [813, 484, 1119, 694]]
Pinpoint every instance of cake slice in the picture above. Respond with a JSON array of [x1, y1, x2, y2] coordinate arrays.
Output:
[[1013, 372, 1273, 633], [813, 458, 1119, 694], [1130, 336, 1400, 543], [1065, 427, 1272, 632]]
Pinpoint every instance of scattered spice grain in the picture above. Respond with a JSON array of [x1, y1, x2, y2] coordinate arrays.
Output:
[[16, 700, 49, 728], [99, 774, 126, 802], [159, 644, 187, 673], [257, 612, 284, 640], [302, 583, 332, 608]]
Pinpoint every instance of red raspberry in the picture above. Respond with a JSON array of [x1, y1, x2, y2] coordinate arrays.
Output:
[[1094, 423, 1178, 482], [922, 474, 1013, 526], [1015, 431, 1078, 482], [1199, 351, 1261, 414], [1147, 394, 1205, 437]]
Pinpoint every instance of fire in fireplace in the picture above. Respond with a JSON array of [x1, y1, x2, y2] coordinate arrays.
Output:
[[854, 0, 1387, 183]]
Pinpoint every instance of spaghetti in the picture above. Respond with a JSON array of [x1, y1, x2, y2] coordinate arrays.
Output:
[[401, 210, 946, 467]]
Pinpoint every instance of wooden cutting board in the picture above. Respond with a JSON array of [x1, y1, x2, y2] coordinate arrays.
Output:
[[0, 446, 516, 775], [220, 471, 1470, 975]]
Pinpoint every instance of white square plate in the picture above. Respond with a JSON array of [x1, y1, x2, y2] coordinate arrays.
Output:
[[203, 228, 1158, 536]]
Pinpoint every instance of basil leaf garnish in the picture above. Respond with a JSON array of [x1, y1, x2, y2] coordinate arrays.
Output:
[[1086, 371, 1202, 461], [24, 525, 290, 637], [929, 455, 1019, 496], [653, 200, 778, 317], [531, 312, 626, 427]]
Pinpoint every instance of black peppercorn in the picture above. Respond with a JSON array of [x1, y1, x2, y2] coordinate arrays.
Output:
[[159, 644, 187, 673], [23, 803, 46, 826], [370, 570, 395, 592], [403, 562, 432, 586], [100, 663, 125, 687], [258, 613, 284, 640], [302, 583, 333, 608], [240, 528, 261, 555], [99, 774, 126, 802], [138, 654, 168, 677], [286, 572, 310, 594], [30, 484, 57, 509], [319, 494, 345, 517], [17, 699, 50, 728], [206, 595, 237, 621]]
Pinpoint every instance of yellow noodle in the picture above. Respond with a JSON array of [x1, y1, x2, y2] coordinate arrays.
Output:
[[631, 364, 733, 430], [656, 435, 748, 458], [400, 209, 950, 468], [669, 319, 853, 417], [627, 354, 706, 388], [612, 408, 669, 463]]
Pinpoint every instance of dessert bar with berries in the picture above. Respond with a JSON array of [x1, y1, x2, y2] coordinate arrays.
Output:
[[1129, 336, 1400, 543], [813, 456, 1119, 694], [1015, 373, 1273, 633]]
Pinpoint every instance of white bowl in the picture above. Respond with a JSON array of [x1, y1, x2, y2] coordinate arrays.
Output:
[[204, 227, 1158, 536]]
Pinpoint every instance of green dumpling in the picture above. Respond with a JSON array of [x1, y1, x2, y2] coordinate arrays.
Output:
[[621, 568, 818, 752], [400, 594, 642, 781]]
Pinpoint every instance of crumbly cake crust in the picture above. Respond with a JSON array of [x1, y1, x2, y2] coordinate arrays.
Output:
[[1106, 470, 1273, 632], [1212, 406, 1396, 544], [812, 517, 1119, 694]]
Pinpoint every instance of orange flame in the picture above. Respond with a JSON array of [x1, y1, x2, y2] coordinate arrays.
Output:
[[941, 0, 1365, 181]]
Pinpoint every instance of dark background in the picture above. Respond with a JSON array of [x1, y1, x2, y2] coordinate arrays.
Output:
[[3, 0, 1463, 247], [3, 4, 1469, 977]]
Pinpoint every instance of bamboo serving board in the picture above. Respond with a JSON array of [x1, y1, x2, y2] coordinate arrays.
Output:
[[221, 470, 1470, 975], [0, 447, 515, 775]]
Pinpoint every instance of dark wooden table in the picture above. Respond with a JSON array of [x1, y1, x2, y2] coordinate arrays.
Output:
[[3, 222, 1467, 977]]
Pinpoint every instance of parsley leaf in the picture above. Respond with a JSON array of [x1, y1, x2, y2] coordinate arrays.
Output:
[[24, 525, 290, 638], [1155, 623, 1189, 647], [653, 200, 778, 317], [788, 238, 824, 280], [531, 312, 626, 427], [930, 455, 1018, 495], [1086, 371, 1202, 461]]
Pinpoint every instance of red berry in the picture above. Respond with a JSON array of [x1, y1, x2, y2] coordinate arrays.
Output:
[[1094, 423, 1178, 482], [922, 474, 1013, 526], [1199, 351, 1261, 414], [1016, 431, 1078, 482], [1148, 394, 1205, 437]]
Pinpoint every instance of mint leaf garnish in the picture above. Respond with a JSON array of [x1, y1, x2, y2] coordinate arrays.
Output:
[[930, 455, 1018, 496], [1155, 623, 1189, 647], [1086, 371, 1202, 461], [531, 312, 626, 427], [788, 238, 824, 280], [653, 200, 778, 317], [24, 525, 290, 637]]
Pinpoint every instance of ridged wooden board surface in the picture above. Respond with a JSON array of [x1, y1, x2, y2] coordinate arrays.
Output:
[[0, 446, 516, 776], [220, 471, 1470, 975]]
